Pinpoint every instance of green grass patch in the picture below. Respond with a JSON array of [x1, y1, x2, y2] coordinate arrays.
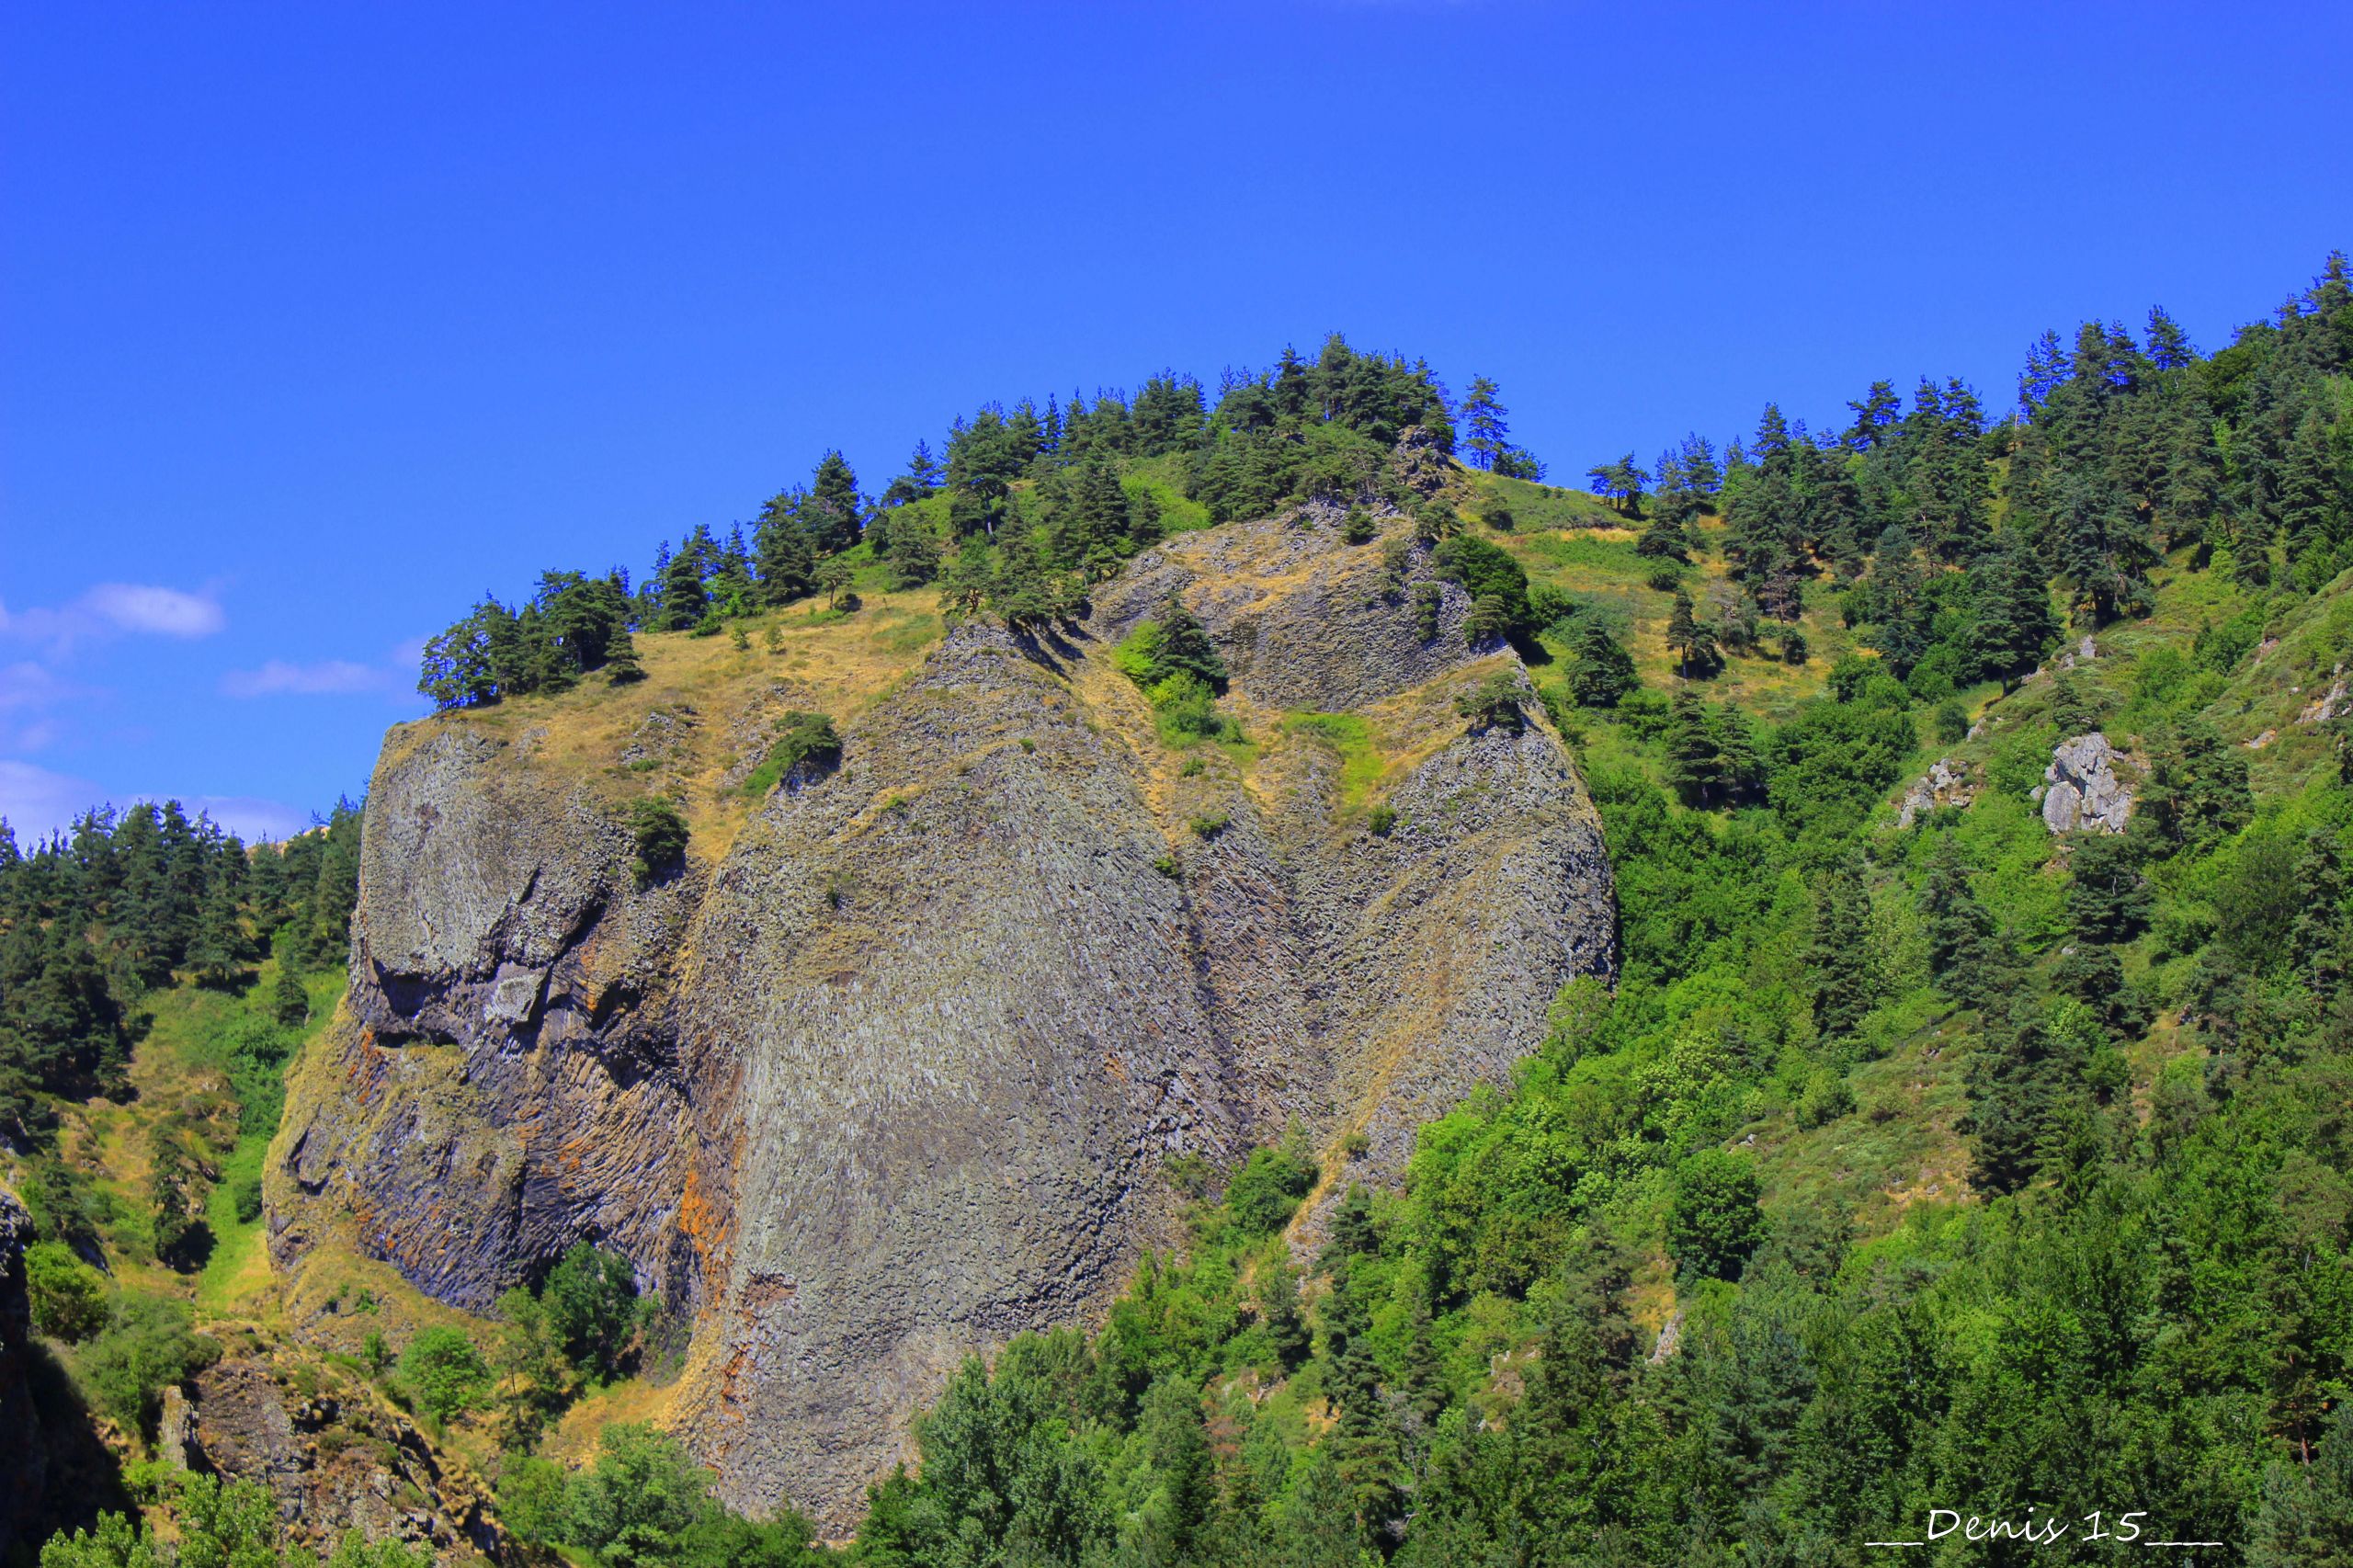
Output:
[[1283, 710, 1385, 812]]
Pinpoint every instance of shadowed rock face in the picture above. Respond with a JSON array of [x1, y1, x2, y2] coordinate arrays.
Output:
[[270, 507, 1615, 1529], [0, 1191, 45, 1561]]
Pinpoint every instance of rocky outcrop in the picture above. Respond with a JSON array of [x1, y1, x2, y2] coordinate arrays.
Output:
[[270, 509, 1615, 1528], [2040, 733, 2134, 834], [0, 1189, 44, 1561], [170, 1347, 508, 1562], [1896, 758, 1974, 827]]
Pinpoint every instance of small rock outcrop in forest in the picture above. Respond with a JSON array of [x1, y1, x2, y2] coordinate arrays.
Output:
[[268, 506, 1616, 1528], [2040, 732, 2134, 834]]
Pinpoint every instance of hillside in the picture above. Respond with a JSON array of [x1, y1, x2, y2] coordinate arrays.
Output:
[[6, 261, 2353, 1565]]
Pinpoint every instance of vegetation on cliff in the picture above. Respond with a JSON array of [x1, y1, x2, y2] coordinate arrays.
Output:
[[12, 252, 2353, 1562]]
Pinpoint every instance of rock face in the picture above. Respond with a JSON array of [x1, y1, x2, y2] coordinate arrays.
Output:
[[0, 1190, 45, 1561], [270, 509, 1616, 1528], [2041, 733, 2134, 834]]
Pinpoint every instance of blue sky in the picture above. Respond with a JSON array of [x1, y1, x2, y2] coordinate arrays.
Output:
[[3, 1, 2347, 840]]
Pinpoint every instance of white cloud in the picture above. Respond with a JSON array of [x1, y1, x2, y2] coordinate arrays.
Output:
[[221, 658, 392, 698], [0, 583, 224, 652], [0, 660, 77, 712], [82, 583, 224, 637], [0, 759, 104, 841]]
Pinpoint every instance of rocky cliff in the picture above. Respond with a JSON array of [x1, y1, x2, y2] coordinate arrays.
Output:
[[268, 502, 1616, 1528], [1, 1189, 44, 1560]]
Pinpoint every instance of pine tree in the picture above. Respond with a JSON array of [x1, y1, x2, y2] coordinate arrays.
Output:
[[1564, 617, 1636, 708], [1459, 376, 1509, 472], [1919, 836, 1997, 1005], [186, 871, 248, 990], [1961, 993, 2073, 1196], [807, 450, 864, 552], [1665, 690, 1725, 807], [272, 963, 310, 1028], [1807, 858, 1876, 1041], [1665, 589, 1719, 677], [654, 540, 709, 631]]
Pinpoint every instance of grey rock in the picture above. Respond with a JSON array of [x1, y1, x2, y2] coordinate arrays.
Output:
[[2042, 732, 2134, 834]]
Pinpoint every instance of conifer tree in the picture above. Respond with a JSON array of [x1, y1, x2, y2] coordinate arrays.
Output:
[[1666, 589, 1719, 677], [1564, 617, 1637, 708], [1807, 858, 1876, 1041], [1919, 836, 1997, 1005], [1665, 690, 1725, 807], [1459, 376, 1509, 472]]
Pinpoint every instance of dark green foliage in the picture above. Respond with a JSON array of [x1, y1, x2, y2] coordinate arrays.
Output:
[[1665, 587, 1720, 676], [741, 711, 841, 797], [270, 965, 309, 1028], [1222, 1138, 1318, 1236], [625, 798, 689, 885], [1665, 1150, 1766, 1280], [1429, 535, 1532, 639], [1454, 670, 1525, 733], [2066, 832, 2152, 942], [540, 1241, 643, 1380], [1563, 615, 1638, 707]]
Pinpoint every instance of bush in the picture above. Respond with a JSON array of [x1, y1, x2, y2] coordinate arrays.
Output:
[[1646, 564, 1685, 593], [1341, 505, 1376, 544], [1368, 803, 1398, 837], [626, 798, 690, 885], [1223, 1140, 1319, 1235], [1781, 629, 1809, 665], [541, 1241, 642, 1379], [742, 710, 842, 797], [77, 1291, 219, 1433], [398, 1326, 490, 1422], [1456, 671, 1526, 733], [1795, 1069, 1857, 1130], [1665, 1150, 1767, 1281], [232, 1175, 264, 1225], [1932, 699, 1970, 745], [27, 1240, 108, 1342]]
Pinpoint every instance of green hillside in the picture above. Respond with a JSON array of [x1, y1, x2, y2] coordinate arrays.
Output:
[[9, 258, 2353, 1565]]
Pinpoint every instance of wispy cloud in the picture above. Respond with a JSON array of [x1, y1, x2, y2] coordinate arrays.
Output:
[[0, 660, 78, 711], [0, 758, 103, 840], [0, 583, 225, 653], [221, 658, 394, 698]]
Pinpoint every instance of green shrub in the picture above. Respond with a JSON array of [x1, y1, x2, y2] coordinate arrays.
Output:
[[1341, 505, 1376, 544], [398, 1326, 490, 1422], [741, 710, 842, 797], [26, 1240, 108, 1342], [626, 797, 690, 885], [1223, 1141, 1319, 1235], [1368, 803, 1398, 837], [1456, 671, 1527, 733], [232, 1176, 264, 1225], [1795, 1069, 1857, 1130], [1188, 813, 1229, 840], [541, 1241, 642, 1379], [77, 1291, 219, 1433], [1665, 1150, 1767, 1281]]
